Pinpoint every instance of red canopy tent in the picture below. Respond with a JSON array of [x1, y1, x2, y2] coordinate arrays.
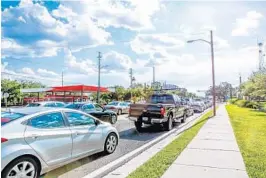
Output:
[[21, 85, 109, 103], [50, 85, 108, 92]]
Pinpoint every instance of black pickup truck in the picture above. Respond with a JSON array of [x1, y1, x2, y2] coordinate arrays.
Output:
[[129, 94, 187, 131]]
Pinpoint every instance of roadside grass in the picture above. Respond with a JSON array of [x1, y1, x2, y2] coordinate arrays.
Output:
[[226, 105, 266, 178], [127, 110, 213, 178]]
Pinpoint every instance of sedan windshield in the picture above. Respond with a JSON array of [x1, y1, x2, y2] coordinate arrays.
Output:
[[27, 103, 41, 107], [65, 104, 83, 109], [1, 112, 26, 126]]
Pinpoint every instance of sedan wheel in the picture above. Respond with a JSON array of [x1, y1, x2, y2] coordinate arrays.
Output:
[[3, 157, 39, 178], [117, 109, 122, 115], [105, 133, 118, 154]]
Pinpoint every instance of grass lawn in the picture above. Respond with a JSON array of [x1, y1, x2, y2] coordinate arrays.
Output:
[[226, 105, 266, 178], [127, 110, 213, 178]]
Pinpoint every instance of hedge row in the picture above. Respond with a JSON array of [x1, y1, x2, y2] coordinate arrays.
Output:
[[228, 99, 266, 111]]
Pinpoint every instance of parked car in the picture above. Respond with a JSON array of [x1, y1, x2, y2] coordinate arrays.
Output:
[[104, 101, 129, 115], [191, 101, 205, 113], [129, 94, 187, 132], [1, 107, 119, 178], [65, 103, 118, 124], [26, 101, 66, 108]]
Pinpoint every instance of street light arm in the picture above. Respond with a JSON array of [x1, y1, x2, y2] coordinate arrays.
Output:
[[187, 39, 211, 45]]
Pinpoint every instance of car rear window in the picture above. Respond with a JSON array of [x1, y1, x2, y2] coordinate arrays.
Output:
[[1, 112, 26, 126], [27, 103, 41, 107], [149, 95, 173, 104]]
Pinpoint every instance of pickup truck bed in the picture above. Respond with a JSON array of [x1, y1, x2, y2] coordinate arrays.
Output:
[[129, 94, 187, 131]]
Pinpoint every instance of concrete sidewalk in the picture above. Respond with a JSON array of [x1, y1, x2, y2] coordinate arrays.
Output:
[[162, 105, 249, 178]]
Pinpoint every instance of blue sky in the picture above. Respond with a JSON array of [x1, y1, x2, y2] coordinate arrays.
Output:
[[1, 0, 266, 93]]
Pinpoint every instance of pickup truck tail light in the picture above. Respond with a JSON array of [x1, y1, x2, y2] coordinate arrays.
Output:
[[160, 107, 166, 115]]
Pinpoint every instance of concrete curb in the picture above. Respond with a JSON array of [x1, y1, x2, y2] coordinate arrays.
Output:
[[84, 110, 211, 178]]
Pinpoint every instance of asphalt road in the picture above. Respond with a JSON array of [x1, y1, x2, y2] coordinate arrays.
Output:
[[42, 112, 203, 178]]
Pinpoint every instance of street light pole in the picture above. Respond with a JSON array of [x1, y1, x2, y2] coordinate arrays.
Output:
[[97, 52, 102, 104], [210, 30, 216, 116], [187, 30, 216, 116]]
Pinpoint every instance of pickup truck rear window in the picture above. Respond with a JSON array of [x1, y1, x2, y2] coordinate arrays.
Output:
[[149, 95, 173, 104]]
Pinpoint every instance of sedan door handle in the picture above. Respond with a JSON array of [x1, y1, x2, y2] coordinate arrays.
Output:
[[31, 134, 39, 139], [74, 132, 82, 136]]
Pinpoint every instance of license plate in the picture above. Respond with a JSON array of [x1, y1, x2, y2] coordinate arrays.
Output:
[[142, 117, 148, 121]]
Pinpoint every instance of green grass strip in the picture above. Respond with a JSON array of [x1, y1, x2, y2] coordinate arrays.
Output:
[[226, 105, 266, 178], [127, 110, 213, 178]]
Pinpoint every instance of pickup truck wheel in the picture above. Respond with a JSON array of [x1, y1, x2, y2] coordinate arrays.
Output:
[[181, 114, 187, 123], [134, 121, 143, 132], [164, 115, 173, 131]]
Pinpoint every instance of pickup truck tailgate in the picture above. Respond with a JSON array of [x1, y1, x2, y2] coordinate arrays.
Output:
[[129, 104, 146, 117]]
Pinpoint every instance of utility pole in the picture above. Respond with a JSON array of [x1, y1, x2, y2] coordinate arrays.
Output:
[[129, 68, 133, 102], [61, 71, 64, 87], [97, 52, 102, 103], [152, 66, 155, 83], [187, 30, 216, 116], [210, 30, 216, 116]]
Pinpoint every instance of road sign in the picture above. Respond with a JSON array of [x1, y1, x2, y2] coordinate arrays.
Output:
[[3, 93, 9, 98]]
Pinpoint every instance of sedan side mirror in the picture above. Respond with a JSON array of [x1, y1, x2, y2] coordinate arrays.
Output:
[[95, 119, 101, 126]]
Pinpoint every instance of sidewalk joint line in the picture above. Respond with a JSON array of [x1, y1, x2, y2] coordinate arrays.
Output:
[[173, 163, 246, 171], [187, 147, 240, 152], [198, 138, 235, 141]]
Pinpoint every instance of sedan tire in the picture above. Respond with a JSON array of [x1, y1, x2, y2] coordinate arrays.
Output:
[[2, 156, 40, 178], [104, 133, 118, 154], [117, 109, 122, 115]]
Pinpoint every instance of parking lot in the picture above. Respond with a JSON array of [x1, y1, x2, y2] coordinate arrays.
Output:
[[42, 112, 204, 178]]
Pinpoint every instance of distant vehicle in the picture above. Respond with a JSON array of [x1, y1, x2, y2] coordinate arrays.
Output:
[[191, 100, 205, 113], [183, 100, 194, 116], [65, 103, 117, 124], [104, 101, 129, 115], [1, 107, 119, 178], [26, 101, 66, 108], [129, 94, 188, 132]]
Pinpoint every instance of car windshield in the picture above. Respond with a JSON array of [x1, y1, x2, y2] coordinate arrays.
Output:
[[1, 112, 26, 126], [27, 103, 41, 107], [107, 102, 119, 106], [150, 95, 173, 104], [65, 104, 83, 109]]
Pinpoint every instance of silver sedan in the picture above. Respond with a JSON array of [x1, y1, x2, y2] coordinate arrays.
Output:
[[104, 101, 130, 115], [1, 107, 119, 178]]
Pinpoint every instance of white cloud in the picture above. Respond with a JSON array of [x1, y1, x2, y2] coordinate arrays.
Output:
[[37, 68, 59, 77], [130, 34, 185, 55], [1, 38, 58, 58], [64, 49, 97, 74], [61, 0, 162, 31], [1, 63, 61, 86], [103, 51, 132, 71], [22, 67, 35, 75], [1, 0, 112, 58], [232, 11, 263, 36]]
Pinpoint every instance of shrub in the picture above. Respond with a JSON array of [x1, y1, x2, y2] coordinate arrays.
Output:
[[245, 101, 261, 109], [235, 100, 249, 107], [228, 98, 239, 104]]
